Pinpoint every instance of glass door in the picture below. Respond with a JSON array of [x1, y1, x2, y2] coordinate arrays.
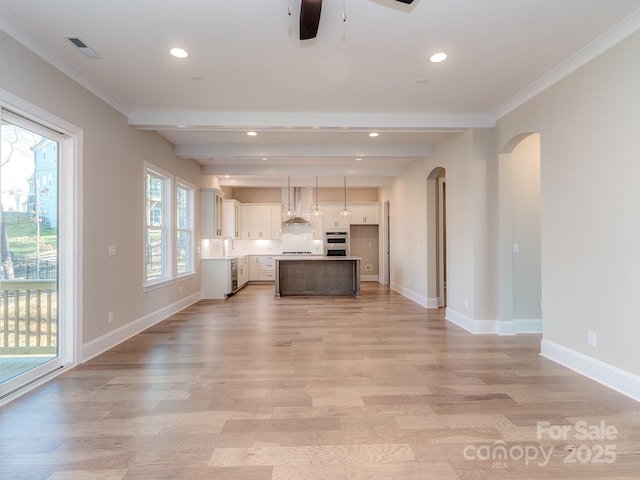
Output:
[[0, 111, 63, 397]]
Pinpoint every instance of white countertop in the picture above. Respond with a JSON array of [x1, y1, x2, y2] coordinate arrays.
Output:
[[202, 254, 351, 261], [201, 253, 328, 260], [275, 255, 362, 261]]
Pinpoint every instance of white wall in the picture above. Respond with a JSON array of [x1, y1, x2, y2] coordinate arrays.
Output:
[[0, 32, 203, 354], [497, 31, 640, 376]]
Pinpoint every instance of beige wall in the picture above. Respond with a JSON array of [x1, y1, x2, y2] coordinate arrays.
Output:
[[0, 32, 203, 348], [510, 134, 542, 320], [350, 225, 379, 276], [317, 188, 380, 203], [387, 129, 496, 319], [223, 186, 380, 204], [227, 187, 282, 203], [497, 31, 640, 375]]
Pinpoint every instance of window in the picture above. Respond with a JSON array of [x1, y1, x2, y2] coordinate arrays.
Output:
[[145, 164, 172, 287], [176, 179, 195, 277]]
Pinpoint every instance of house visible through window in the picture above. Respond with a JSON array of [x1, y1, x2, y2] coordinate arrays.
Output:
[[145, 164, 172, 287], [176, 180, 194, 277]]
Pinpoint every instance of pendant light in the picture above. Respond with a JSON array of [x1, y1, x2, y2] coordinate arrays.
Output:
[[312, 176, 323, 216], [282, 176, 293, 219], [340, 176, 351, 217]]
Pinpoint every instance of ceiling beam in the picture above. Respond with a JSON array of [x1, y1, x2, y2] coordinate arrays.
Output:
[[175, 143, 431, 159], [128, 111, 495, 131], [211, 174, 395, 188], [201, 163, 409, 177]]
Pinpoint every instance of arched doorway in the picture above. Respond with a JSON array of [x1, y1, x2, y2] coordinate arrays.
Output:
[[498, 133, 542, 333], [427, 167, 446, 308]]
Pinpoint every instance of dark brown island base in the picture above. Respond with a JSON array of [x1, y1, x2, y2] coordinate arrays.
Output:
[[275, 256, 361, 297]]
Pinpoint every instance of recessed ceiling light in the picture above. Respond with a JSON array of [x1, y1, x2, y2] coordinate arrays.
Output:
[[262, 157, 268, 161], [170, 47, 189, 59], [224, 175, 231, 179], [355, 158, 362, 161], [429, 52, 448, 63], [247, 131, 258, 136], [369, 132, 379, 137]]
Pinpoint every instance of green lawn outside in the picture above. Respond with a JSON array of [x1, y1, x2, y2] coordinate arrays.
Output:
[[2, 211, 57, 257]]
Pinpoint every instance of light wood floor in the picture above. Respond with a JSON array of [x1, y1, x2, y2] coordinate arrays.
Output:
[[1, 283, 639, 479]]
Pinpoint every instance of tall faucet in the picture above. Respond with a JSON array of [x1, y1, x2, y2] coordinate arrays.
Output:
[[223, 236, 234, 257]]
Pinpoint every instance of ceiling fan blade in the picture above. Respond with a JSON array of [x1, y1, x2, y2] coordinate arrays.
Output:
[[395, 0, 415, 3], [300, 0, 322, 40]]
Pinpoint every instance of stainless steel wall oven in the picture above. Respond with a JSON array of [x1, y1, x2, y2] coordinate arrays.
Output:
[[324, 230, 349, 256]]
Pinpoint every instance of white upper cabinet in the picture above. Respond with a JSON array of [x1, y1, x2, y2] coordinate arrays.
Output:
[[271, 205, 282, 239], [237, 203, 282, 240], [350, 203, 380, 225], [222, 199, 240, 239], [201, 189, 223, 239], [238, 204, 251, 239], [251, 205, 272, 239], [322, 204, 351, 229]]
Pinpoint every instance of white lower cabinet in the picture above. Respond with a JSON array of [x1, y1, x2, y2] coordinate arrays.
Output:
[[249, 255, 276, 282], [258, 256, 276, 281], [201, 258, 232, 299], [201, 256, 249, 299], [238, 255, 249, 287]]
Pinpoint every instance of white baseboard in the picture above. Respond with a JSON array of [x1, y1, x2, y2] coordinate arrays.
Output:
[[496, 318, 543, 335], [445, 309, 542, 335], [361, 275, 380, 282], [390, 282, 430, 308], [82, 292, 201, 362], [446, 308, 498, 334], [427, 297, 439, 308], [541, 339, 640, 402]]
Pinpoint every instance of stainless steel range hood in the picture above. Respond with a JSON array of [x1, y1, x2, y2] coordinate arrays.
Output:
[[283, 187, 311, 226]]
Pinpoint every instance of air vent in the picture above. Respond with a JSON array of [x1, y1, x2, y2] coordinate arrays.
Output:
[[64, 36, 101, 59]]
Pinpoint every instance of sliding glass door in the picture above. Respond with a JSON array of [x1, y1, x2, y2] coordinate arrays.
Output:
[[0, 111, 63, 397]]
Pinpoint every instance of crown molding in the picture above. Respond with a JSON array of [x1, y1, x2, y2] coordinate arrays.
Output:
[[494, 8, 640, 119], [0, 10, 129, 116]]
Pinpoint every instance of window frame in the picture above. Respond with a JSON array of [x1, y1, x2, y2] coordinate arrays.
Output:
[[175, 177, 195, 279], [144, 162, 173, 290], [0, 92, 82, 404]]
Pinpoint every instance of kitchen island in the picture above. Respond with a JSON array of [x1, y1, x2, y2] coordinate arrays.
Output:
[[275, 256, 361, 297]]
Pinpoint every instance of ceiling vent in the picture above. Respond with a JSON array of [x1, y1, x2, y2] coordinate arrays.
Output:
[[64, 36, 101, 59]]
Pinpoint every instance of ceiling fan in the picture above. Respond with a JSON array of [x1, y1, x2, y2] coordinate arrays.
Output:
[[298, 0, 416, 40]]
